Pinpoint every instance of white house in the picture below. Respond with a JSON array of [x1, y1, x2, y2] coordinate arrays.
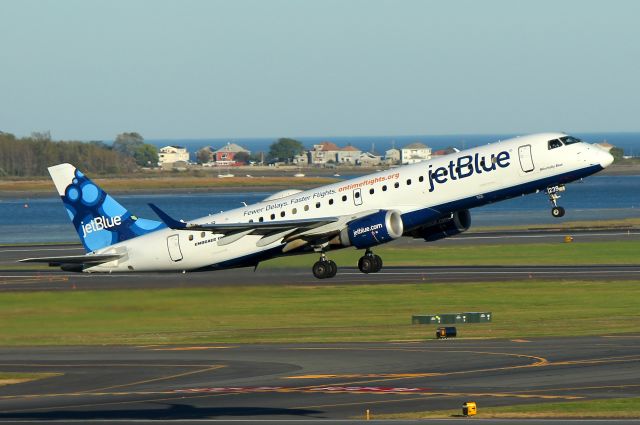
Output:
[[401, 142, 431, 164], [158, 146, 190, 166], [384, 148, 400, 164], [310, 142, 341, 165], [336, 146, 362, 164], [357, 152, 382, 166]]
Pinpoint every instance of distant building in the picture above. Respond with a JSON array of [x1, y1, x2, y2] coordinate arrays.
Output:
[[158, 146, 190, 166], [384, 148, 400, 165], [336, 145, 362, 164], [310, 141, 341, 165], [212, 143, 250, 165], [292, 153, 309, 165], [596, 142, 614, 152], [432, 147, 459, 157], [357, 152, 382, 166], [401, 142, 431, 164]]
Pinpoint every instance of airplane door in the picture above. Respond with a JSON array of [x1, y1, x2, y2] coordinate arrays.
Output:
[[518, 145, 535, 173], [353, 188, 363, 206], [167, 234, 183, 262]]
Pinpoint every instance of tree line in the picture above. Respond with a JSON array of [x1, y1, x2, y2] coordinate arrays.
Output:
[[0, 131, 158, 177]]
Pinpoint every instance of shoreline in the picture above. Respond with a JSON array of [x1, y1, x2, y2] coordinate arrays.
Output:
[[0, 163, 638, 199]]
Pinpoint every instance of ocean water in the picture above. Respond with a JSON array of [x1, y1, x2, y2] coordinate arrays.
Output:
[[146, 132, 640, 160], [1, 175, 638, 245]]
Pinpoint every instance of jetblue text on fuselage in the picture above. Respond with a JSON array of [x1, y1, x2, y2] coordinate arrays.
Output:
[[427, 151, 511, 192]]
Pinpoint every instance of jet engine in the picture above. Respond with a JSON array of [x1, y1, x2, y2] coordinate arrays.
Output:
[[337, 210, 404, 249], [407, 210, 471, 242]]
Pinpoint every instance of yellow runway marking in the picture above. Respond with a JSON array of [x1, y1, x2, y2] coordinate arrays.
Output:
[[82, 364, 226, 393], [511, 339, 531, 343]]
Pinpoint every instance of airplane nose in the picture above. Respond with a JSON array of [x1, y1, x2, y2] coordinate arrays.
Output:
[[600, 150, 614, 168]]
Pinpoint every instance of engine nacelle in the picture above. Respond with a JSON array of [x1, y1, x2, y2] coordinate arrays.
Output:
[[338, 210, 404, 249], [408, 210, 471, 242]]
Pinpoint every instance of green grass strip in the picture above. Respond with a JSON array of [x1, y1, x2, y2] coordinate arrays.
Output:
[[378, 397, 640, 419], [0, 280, 638, 345]]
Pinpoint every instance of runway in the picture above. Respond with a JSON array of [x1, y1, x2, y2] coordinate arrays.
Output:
[[0, 336, 638, 422], [0, 228, 639, 291]]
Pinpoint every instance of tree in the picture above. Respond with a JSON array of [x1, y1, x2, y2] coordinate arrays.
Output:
[[196, 147, 213, 164], [234, 151, 250, 165], [610, 147, 624, 161], [133, 143, 158, 167], [113, 132, 144, 156], [268, 138, 304, 163], [113, 132, 158, 166]]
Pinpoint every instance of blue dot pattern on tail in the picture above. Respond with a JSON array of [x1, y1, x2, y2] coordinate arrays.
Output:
[[62, 168, 165, 252]]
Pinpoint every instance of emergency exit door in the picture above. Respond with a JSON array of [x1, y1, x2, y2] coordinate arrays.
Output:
[[167, 234, 183, 262], [518, 145, 535, 173]]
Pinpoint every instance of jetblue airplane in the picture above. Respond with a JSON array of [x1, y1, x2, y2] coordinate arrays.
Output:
[[21, 133, 613, 279]]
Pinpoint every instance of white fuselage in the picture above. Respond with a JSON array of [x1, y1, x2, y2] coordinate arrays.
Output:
[[87, 133, 611, 273]]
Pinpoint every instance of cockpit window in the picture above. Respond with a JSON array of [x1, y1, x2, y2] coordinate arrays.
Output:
[[548, 139, 564, 150], [560, 136, 582, 145]]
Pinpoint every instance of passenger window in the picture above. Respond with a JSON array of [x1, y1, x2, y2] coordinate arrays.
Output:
[[249, 219, 254, 223], [394, 182, 399, 188], [419, 176, 424, 182], [189, 235, 194, 241], [292, 208, 297, 214], [315, 202, 321, 208], [355, 192, 360, 198], [270, 213, 275, 220], [329, 198, 334, 205], [259, 217, 264, 222], [382, 185, 387, 191], [201, 232, 205, 238], [280, 211, 285, 217], [369, 188, 374, 195], [304, 205, 309, 211], [407, 179, 412, 185], [342, 195, 347, 201], [548, 139, 563, 149]]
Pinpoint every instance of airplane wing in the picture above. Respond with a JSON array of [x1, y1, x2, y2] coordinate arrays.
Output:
[[148, 203, 340, 235], [19, 254, 122, 266], [148, 203, 377, 250]]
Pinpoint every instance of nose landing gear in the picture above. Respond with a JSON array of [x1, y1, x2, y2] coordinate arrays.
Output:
[[312, 252, 337, 279], [358, 249, 383, 274], [547, 185, 566, 218]]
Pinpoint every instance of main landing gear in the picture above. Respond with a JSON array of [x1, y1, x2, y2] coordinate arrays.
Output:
[[546, 185, 566, 218], [312, 252, 337, 279], [311, 249, 384, 279], [358, 249, 383, 274]]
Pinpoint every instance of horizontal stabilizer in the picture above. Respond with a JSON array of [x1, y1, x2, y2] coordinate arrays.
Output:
[[19, 254, 122, 265]]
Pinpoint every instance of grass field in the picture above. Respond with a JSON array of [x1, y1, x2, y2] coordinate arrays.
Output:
[[0, 279, 638, 345], [378, 397, 640, 419]]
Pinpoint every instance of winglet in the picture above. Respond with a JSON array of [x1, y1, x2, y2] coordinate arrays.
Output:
[[148, 203, 187, 229]]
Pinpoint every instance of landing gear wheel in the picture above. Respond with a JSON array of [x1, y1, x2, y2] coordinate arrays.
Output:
[[326, 260, 337, 278], [313, 261, 329, 279], [372, 255, 383, 273], [358, 256, 375, 274], [551, 206, 565, 218]]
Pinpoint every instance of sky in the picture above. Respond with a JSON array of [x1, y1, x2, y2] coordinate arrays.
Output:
[[1, 0, 639, 140]]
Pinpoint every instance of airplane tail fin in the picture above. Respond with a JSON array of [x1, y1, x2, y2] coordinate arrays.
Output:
[[48, 163, 165, 252]]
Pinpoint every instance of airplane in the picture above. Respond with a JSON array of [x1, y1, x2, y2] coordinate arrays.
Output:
[[20, 133, 614, 279]]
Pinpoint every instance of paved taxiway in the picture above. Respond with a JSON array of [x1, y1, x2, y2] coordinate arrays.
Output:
[[1, 229, 639, 291], [0, 336, 638, 422]]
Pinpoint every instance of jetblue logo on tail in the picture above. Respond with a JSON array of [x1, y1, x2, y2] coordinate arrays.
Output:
[[81, 216, 122, 238], [427, 151, 511, 192]]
